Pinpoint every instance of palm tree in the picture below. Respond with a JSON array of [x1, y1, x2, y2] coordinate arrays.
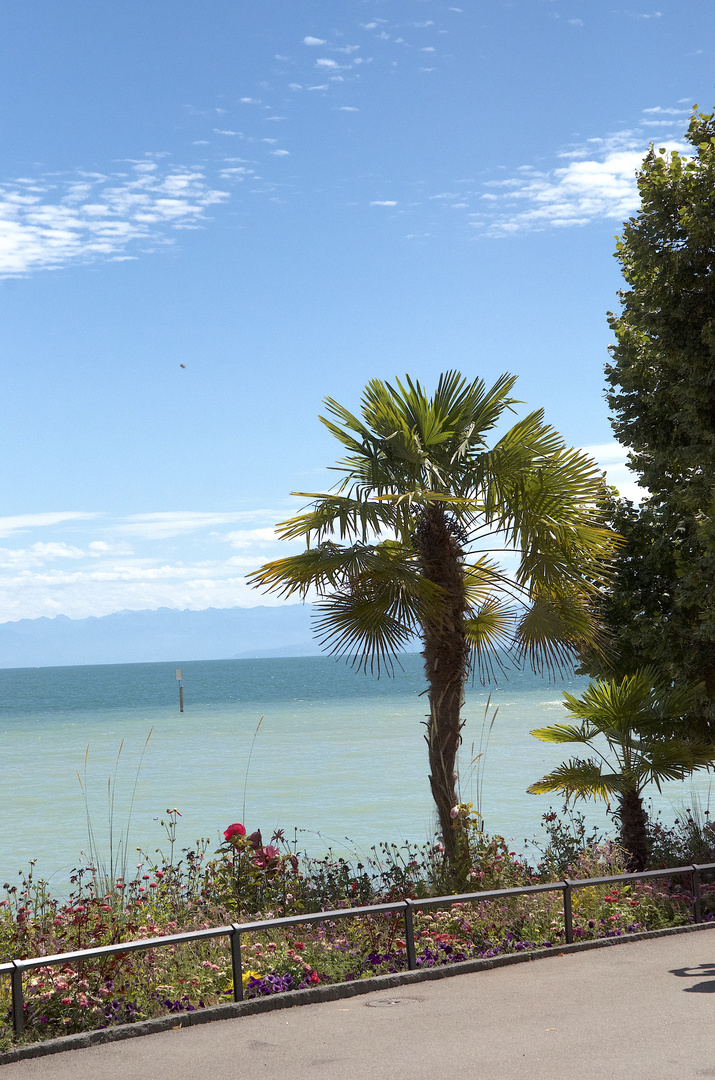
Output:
[[528, 669, 715, 870], [250, 372, 618, 862]]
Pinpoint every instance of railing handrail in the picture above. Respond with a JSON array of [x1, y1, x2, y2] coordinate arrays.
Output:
[[3, 858, 715, 1037]]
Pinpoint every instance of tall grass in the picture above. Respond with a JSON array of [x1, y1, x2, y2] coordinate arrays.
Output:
[[76, 729, 153, 897]]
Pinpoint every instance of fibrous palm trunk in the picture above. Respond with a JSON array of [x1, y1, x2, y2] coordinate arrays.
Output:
[[618, 788, 649, 872], [415, 506, 470, 862]]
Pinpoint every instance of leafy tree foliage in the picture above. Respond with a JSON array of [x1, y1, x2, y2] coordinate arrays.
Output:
[[582, 108, 715, 727], [528, 669, 715, 870], [250, 372, 617, 862]]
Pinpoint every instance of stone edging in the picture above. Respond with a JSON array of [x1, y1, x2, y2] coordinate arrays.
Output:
[[1, 919, 713, 1065]]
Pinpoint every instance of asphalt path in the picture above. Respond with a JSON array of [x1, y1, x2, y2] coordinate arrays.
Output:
[[3, 931, 715, 1079]]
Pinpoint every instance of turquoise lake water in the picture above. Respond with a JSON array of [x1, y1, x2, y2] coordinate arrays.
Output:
[[0, 655, 709, 890]]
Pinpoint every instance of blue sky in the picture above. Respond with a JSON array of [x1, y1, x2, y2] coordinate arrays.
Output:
[[0, 0, 711, 622]]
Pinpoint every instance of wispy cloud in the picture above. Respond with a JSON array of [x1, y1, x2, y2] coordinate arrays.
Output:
[[0, 163, 228, 277], [114, 510, 274, 540], [370, 200, 397, 206], [0, 512, 99, 538]]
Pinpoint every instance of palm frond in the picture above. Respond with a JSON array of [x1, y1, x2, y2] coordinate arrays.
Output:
[[527, 759, 627, 801], [513, 589, 598, 677], [464, 597, 518, 680], [275, 495, 396, 544], [530, 723, 598, 745]]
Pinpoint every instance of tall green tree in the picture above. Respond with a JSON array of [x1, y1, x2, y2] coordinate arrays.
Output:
[[528, 670, 715, 870], [250, 373, 618, 860], [581, 107, 715, 729]]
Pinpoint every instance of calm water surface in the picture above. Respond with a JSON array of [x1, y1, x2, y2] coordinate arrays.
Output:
[[0, 655, 707, 889]]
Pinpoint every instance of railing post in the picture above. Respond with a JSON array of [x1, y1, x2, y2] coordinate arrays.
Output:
[[563, 880, 574, 944], [404, 900, 417, 971], [11, 963, 24, 1036], [692, 866, 702, 925], [230, 925, 244, 1002]]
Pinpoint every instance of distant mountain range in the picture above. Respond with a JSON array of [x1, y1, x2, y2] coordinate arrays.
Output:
[[0, 605, 323, 669]]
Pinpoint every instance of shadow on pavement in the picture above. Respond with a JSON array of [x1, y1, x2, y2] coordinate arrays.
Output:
[[670, 963, 715, 992]]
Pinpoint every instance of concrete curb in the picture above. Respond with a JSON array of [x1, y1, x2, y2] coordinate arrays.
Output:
[[2, 918, 714, 1065]]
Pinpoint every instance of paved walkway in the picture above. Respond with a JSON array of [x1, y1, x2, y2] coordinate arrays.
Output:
[[3, 930, 715, 1079]]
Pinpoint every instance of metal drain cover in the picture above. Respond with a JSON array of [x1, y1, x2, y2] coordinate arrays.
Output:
[[365, 998, 406, 1007]]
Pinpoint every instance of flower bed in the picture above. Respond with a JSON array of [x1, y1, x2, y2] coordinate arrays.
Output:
[[1, 809, 712, 1050]]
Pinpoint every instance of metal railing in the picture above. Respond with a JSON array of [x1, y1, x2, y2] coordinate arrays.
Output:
[[2, 861, 714, 1037]]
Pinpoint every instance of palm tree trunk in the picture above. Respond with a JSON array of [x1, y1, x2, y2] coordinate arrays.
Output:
[[618, 788, 649, 871], [416, 506, 469, 861]]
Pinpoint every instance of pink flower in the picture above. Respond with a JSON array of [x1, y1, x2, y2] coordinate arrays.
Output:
[[450, 806, 460, 819], [253, 844, 280, 870], [248, 830, 263, 849], [61, 997, 72, 1006], [224, 822, 247, 842]]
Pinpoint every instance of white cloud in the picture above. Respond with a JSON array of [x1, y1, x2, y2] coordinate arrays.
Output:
[[0, 512, 99, 537], [303, 36, 326, 45], [271, 149, 290, 156], [218, 165, 255, 180], [316, 58, 339, 69], [240, 97, 261, 104], [225, 528, 278, 549], [476, 131, 687, 235], [337, 106, 359, 112], [0, 512, 304, 619], [581, 442, 645, 502], [0, 164, 230, 276], [643, 106, 689, 115], [0, 542, 84, 569], [114, 511, 273, 540], [370, 200, 397, 206]]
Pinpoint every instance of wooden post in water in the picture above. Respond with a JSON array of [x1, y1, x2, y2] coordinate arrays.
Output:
[[176, 668, 184, 712]]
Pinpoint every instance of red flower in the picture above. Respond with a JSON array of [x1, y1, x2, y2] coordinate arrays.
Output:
[[309, 972, 320, 984], [224, 823, 246, 842]]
